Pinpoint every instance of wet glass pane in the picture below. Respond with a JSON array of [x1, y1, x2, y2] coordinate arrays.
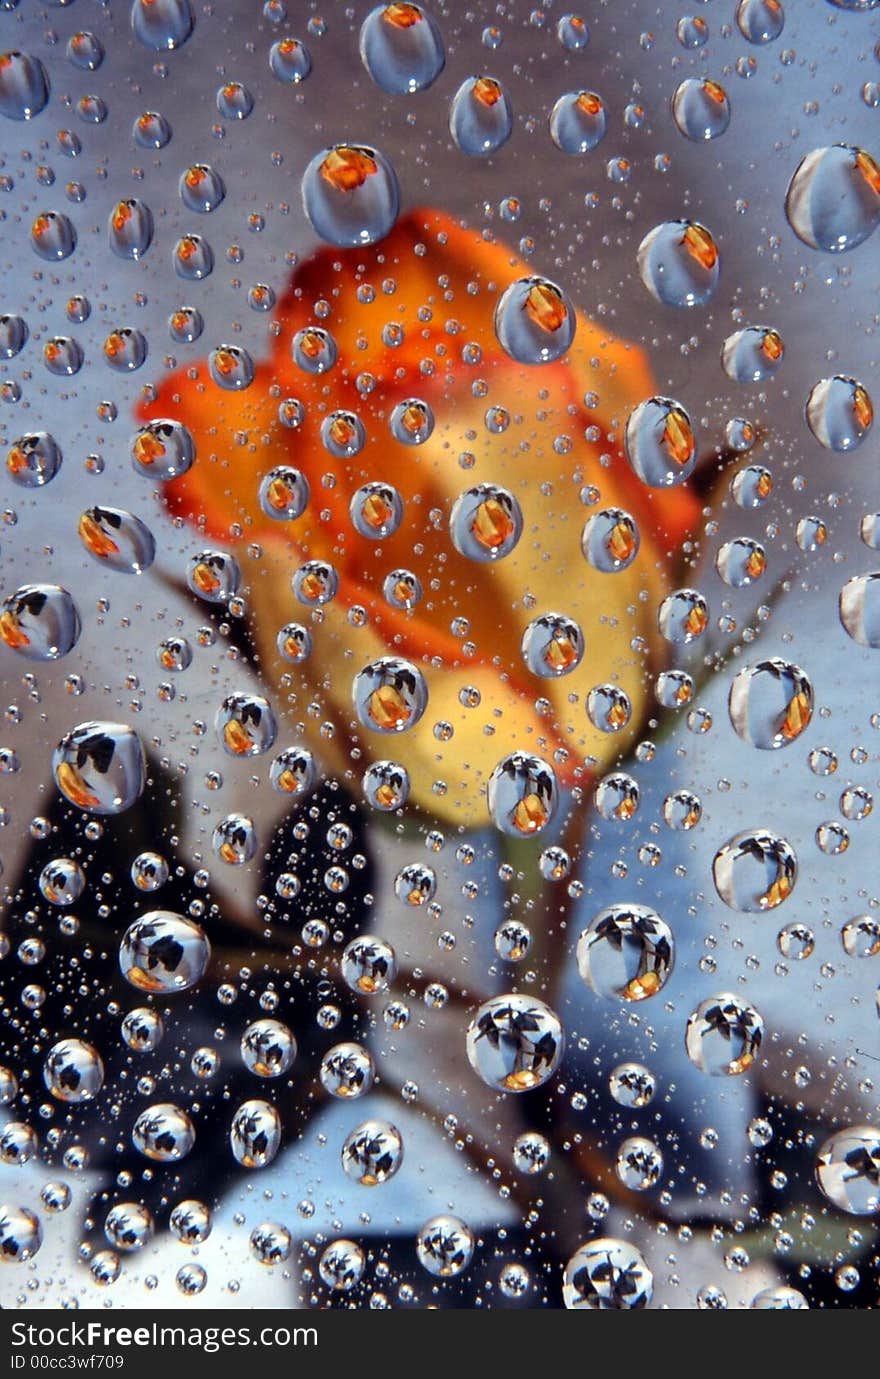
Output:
[[0, 0, 878, 1312]]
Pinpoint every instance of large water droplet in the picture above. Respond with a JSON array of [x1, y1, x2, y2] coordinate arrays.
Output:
[[577, 903, 674, 1001], [0, 51, 49, 121], [119, 911, 210, 993], [53, 721, 146, 814], [806, 375, 873, 451], [728, 658, 813, 748], [488, 752, 558, 836], [638, 220, 720, 307], [359, 4, 445, 94], [785, 145, 880, 253], [302, 145, 400, 247], [78, 507, 156, 574], [449, 76, 513, 156], [549, 91, 607, 153], [466, 994, 564, 1092], [685, 993, 764, 1075], [130, 0, 194, 52], [713, 828, 797, 910], [494, 276, 575, 364], [0, 584, 80, 660], [839, 572, 880, 647]]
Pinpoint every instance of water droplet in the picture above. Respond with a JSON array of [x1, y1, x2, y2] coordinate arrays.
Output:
[[169, 1200, 211, 1243], [6, 432, 62, 488], [587, 683, 632, 733], [450, 483, 522, 560], [350, 482, 403, 539], [736, 0, 785, 44], [722, 326, 784, 383], [731, 462, 773, 507], [216, 692, 277, 757], [302, 145, 400, 247], [785, 145, 880, 253], [39, 858, 85, 905], [657, 588, 709, 644], [521, 613, 584, 677], [212, 812, 257, 865], [53, 722, 145, 814], [241, 1020, 296, 1081], [581, 507, 640, 572], [685, 993, 764, 1075], [416, 1215, 474, 1276], [359, 5, 445, 94], [43, 336, 83, 377], [663, 788, 702, 830], [488, 752, 558, 836], [132, 1103, 195, 1161], [625, 396, 696, 487], [841, 914, 880, 957], [806, 375, 873, 451], [129, 853, 169, 899], [728, 659, 813, 748], [341, 934, 397, 994], [292, 326, 337, 373], [655, 668, 694, 708], [816, 1126, 880, 1214], [168, 305, 203, 343], [184, 551, 239, 606], [269, 38, 312, 83], [638, 220, 720, 307], [549, 91, 607, 153], [715, 536, 766, 587], [133, 110, 171, 149], [609, 1061, 656, 1108], [319, 1239, 366, 1289], [320, 1042, 374, 1098], [466, 993, 564, 1092], [616, 1136, 663, 1191], [672, 78, 731, 141], [119, 911, 210, 992], [179, 163, 225, 213], [122, 1008, 165, 1052], [752, 1287, 809, 1310], [67, 32, 104, 72], [0, 1206, 42, 1262], [173, 233, 213, 280], [0, 51, 49, 121], [108, 198, 153, 260], [713, 829, 797, 910], [216, 81, 254, 120], [105, 1203, 154, 1252], [0, 314, 28, 359], [594, 771, 640, 820], [0, 587, 78, 661], [130, 0, 194, 51], [389, 397, 434, 445], [78, 507, 156, 574], [341, 1118, 403, 1185], [449, 76, 513, 156], [269, 745, 317, 796], [494, 276, 575, 364], [353, 657, 428, 733], [577, 903, 674, 1001], [44, 1039, 104, 1102], [563, 1239, 653, 1309], [840, 572, 880, 647], [31, 211, 76, 261], [131, 419, 195, 481]]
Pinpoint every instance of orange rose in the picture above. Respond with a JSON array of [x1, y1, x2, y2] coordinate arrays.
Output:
[[139, 208, 700, 828]]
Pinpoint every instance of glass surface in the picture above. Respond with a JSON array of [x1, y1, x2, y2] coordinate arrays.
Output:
[[0, 0, 878, 1311]]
